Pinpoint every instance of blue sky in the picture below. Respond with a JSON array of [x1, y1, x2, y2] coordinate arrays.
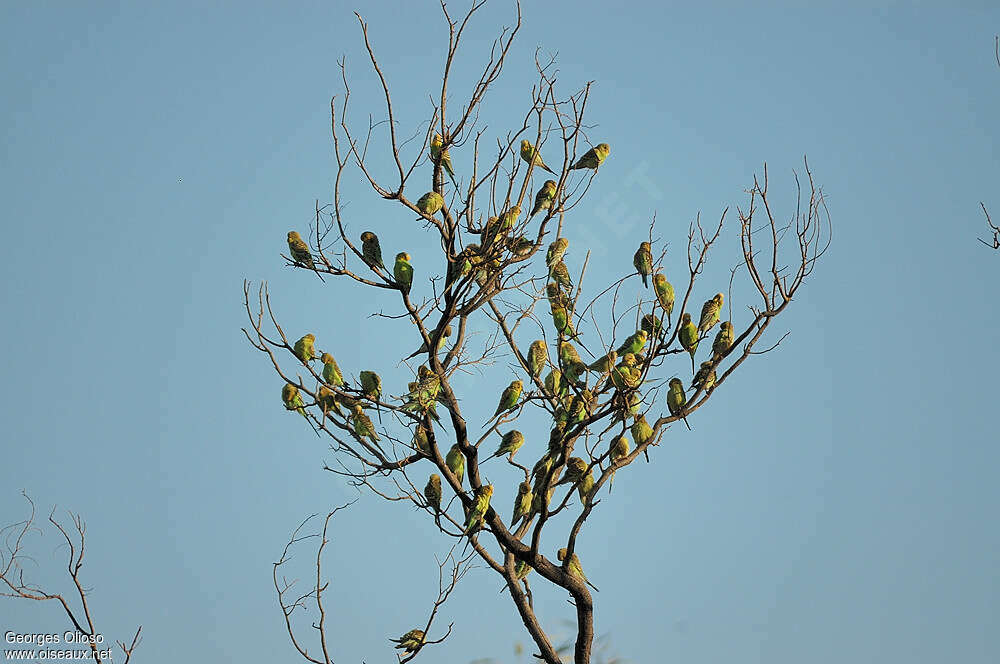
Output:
[[1, 2, 998, 663]]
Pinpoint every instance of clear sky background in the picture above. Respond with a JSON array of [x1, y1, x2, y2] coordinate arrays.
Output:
[[1, 2, 998, 663]]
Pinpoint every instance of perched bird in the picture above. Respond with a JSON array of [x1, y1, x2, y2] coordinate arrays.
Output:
[[404, 325, 453, 361], [608, 435, 630, 491], [577, 472, 595, 504], [641, 313, 665, 340], [320, 353, 344, 387], [413, 423, 431, 456], [544, 368, 566, 398], [569, 143, 610, 171], [390, 629, 425, 653], [712, 321, 734, 360], [393, 252, 413, 295], [512, 481, 533, 525], [678, 312, 699, 372], [588, 350, 618, 374], [430, 132, 458, 186], [480, 215, 502, 249], [350, 404, 379, 442], [281, 383, 307, 418], [526, 340, 548, 377], [293, 334, 316, 364], [616, 330, 648, 356], [633, 242, 653, 288], [359, 231, 385, 271], [446, 444, 465, 485], [508, 236, 534, 257], [491, 430, 525, 461], [667, 377, 688, 416], [556, 457, 588, 486], [631, 415, 653, 447], [559, 341, 583, 367], [424, 474, 442, 513], [416, 191, 445, 217], [557, 548, 599, 591], [550, 298, 574, 336], [691, 361, 717, 392], [286, 231, 315, 269], [530, 179, 558, 217], [464, 483, 494, 533], [653, 273, 675, 317], [316, 385, 343, 417], [491, 380, 523, 419], [519, 139, 556, 174], [546, 237, 569, 268], [550, 260, 573, 289], [499, 205, 521, 230], [359, 370, 382, 402], [698, 293, 724, 334]]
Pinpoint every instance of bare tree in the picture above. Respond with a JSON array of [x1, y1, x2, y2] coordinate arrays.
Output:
[[244, 3, 831, 663], [0, 493, 142, 663]]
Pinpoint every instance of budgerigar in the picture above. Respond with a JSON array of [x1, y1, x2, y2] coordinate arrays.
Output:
[[425, 474, 442, 513], [653, 273, 675, 317], [508, 235, 534, 257], [550, 299, 574, 336], [359, 231, 385, 271], [317, 385, 343, 417], [577, 472, 594, 504], [550, 260, 572, 290], [359, 370, 382, 402], [519, 139, 556, 174], [608, 435, 630, 491], [430, 132, 458, 186], [320, 353, 344, 387], [678, 312, 699, 372], [569, 143, 610, 171], [691, 361, 717, 392], [491, 380, 523, 419], [667, 377, 688, 417], [282, 383, 307, 418], [512, 481, 533, 525], [393, 252, 413, 296], [641, 313, 665, 340], [416, 191, 445, 217], [556, 457, 588, 486], [631, 415, 653, 447], [526, 340, 548, 377], [413, 423, 431, 456], [559, 341, 582, 367], [530, 179, 558, 217], [499, 205, 521, 230], [293, 334, 316, 364], [464, 483, 494, 533], [557, 548, 599, 591], [698, 293, 724, 334], [633, 242, 653, 288], [350, 404, 379, 442], [405, 325, 452, 360], [712, 320, 734, 360], [491, 430, 525, 461], [544, 368, 567, 398], [546, 237, 569, 268], [616, 329, 648, 356], [390, 629, 425, 653], [588, 350, 618, 374], [286, 231, 315, 269], [446, 443, 465, 485]]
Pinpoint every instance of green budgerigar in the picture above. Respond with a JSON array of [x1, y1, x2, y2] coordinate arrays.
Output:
[[641, 313, 665, 340], [491, 429, 525, 461], [530, 179, 558, 217], [499, 205, 521, 230], [546, 237, 569, 268], [464, 483, 494, 533], [413, 423, 431, 456], [281, 383, 307, 418], [390, 629, 425, 653], [544, 368, 566, 398], [416, 191, 445, 217], [317, 385, 343, 417], [588, 350, 618, 374], [293, 334, 316, 364], [320, 353, 344, 387], [698, 293, 724, 334], [577, 472, 595, 504], [712, 320, 734, 360], [557, 548, 599, 591], [519, 139, 556, 174], [691, 361, 717, 392], [491, 380, 523, 419], [550, 260, 572, 290], [556, 456, 588, 486], [286, 231, 315, 269], [526, 340, 548, 377], [512, 481, 533, 525], [508, 235, 534, 257], [631, 414, 653, 447], [667, 377, 688, 417], [350, 404, 379, 442], [653, 273, 675, 317], [446, 443, 465, 485], [678, 312, 699, 372], [359, 231, 385, 271], [608, 435, 630, 492], [570, 142, 610, 171], [424, 474, 442, 513], [359, 370, 382, 402], [430, 132, 458, 186], [405, 325, 453, 361], [616, 329, 648, 356], [393, 252, 413, 296], [633, 242, 653, 288]]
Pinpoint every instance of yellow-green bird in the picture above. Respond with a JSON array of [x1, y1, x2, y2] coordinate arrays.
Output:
[[678, 312, 699, 372], [464, 483, 494, 533], [546, 237, 569, 268], [424, 474, 442, 513], [508, 235, 534, 257], [390, 629, 425, 653], [544, 368, 567, 398], [608, 435, 630, 492], [588, 350, 618, 374], [359, 231, 385, 271], [512, 481, 533, 525], [491, 380, 523, 419], [404, 324, 452, 361], [577, 472, 594, 504], [531, 179, 558, 217], [570, 143, 610, 171], [480, 215, 502, 249], [413, 423, 431, 456], [416, 191, 445, 217], [631, 415, 653, 447], [317, 385, 343, 417], [698, 293, 724, 334], [633, 241, 653, 288], [499, 205, 521, 230], [525, 340, 548, 378], [491, 429, 525, 461], [350, 404, 379, 442], [446, 443, 465, 485], [293, 334, 316, 364], [393, 252, 413, 296], [359, 370, 381, 402], [550, 298, 574, 336], [430, 132, 458, 186], [519, 139, 556, 174], [281, 383, 307, 418], [286, 231, 315, 269], [557, 548, 599, 591], [653, 273, 675, 317], [641, 313, 665, 340], [556, 456, 588, 486], [691, 361, 717, 392], [320, 353, 344, 387], [550, 260, 572, 290], [616, 329, 648, 356], [667, 377, 687, 417], [712, 320, 734, 360], [559, 341, 583, 367]]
